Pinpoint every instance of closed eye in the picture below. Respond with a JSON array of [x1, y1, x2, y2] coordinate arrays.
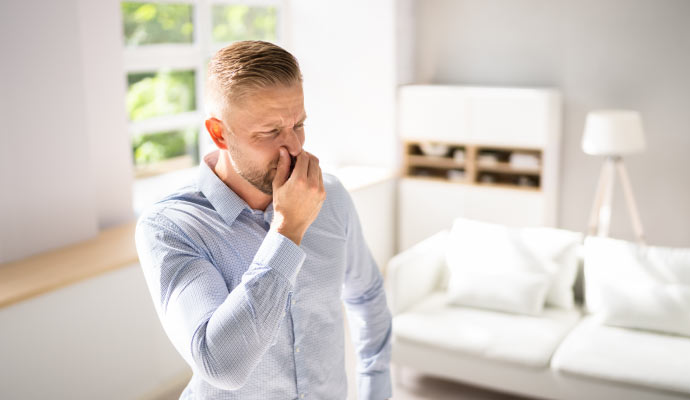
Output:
[[260, 129, 280, 136]]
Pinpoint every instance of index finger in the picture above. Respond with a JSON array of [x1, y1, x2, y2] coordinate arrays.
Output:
[[290, 151, 309, 180]]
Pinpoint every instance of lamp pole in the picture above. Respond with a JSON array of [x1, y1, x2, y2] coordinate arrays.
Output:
[[587, 155, 645, 244]]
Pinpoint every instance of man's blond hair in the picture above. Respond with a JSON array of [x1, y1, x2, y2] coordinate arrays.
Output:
[[205, 40, 302, 118]]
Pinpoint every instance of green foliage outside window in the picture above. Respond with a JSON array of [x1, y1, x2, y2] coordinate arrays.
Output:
[[126, 69, 197, 166], [132, 128, 198, 165], [212, 5, 277, 42], [126, 70, 196, 121], [122, 2, 194, 46]]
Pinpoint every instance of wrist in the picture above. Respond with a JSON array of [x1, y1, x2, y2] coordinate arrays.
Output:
[[274, 227, 302, 246], [270, 216, 304, 246]]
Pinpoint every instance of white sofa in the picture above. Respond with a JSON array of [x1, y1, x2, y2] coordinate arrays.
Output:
[[386, 228, 690, 400]]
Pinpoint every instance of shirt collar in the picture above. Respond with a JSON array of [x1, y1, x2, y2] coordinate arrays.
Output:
[[198, 151, 249, 227]]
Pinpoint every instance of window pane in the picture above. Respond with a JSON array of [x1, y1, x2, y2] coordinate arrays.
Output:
[[211, 5, 277, 43], [126, 69, 196, 121], [132, 128, 199, 167], [122, 2, 194, 46]]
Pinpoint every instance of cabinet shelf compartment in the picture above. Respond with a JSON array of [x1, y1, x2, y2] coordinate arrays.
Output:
[[476, 162, 541, 175], [476, 172, 541, 191], [407, 166, 469, 183], [408, 155, 466, 170]]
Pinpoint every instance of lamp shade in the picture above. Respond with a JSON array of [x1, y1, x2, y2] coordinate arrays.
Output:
[[582, 110, 646, 156]]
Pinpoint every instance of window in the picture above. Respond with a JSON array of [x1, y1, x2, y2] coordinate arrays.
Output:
[[121, 1, 281, 178]]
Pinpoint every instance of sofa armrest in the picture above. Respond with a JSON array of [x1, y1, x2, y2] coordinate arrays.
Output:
[[386, 230, 449, 316]]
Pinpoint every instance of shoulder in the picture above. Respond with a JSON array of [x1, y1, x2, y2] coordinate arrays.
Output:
[[136, 184, 211, 237], [310, 173, 357, 233], [323, 172, 345, 193], [322, 173, 354, 211]]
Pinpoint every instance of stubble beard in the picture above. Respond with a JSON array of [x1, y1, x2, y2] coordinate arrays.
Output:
[[228, 144, 276, 196], [227, 144, 298, 196]]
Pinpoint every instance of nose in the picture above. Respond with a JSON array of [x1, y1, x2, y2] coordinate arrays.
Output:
[[282, 127, 303, 156]]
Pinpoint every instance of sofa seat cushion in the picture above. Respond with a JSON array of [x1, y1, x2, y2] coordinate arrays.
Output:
[[552, 316, 690, 395], [393, 291, 581, 368]]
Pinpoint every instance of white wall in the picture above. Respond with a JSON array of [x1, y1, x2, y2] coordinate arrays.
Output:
[[0, 0, 133, 263], [415, 0, 690, 246], [0, 265, 190, 400], [285, 0, 400, 168], [78, 0, 135, 229], [0, 0, 98, 262]]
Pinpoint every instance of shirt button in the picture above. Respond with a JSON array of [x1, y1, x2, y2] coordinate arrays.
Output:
[[295, 347, 300, 353], [292, 299, 296, 305], [300, 394, 304, 399]]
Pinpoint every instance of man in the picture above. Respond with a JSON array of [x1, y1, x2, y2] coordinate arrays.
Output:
[[135, 40, 392, 400]]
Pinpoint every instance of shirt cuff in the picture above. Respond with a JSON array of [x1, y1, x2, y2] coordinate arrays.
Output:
[[358, 369, 392, 400], [253, 230, 306, 284]]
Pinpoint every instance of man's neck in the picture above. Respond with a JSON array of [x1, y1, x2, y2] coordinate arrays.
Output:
[[206, 151, 272, 211]]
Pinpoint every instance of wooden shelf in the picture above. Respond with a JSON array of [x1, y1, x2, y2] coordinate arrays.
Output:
[[404, 140, 542, 190], [0, 222, 138, 308], [404, 175, 471, 185], [476, 161, 541, 175], [408, 155, 466, 169], [475, 182, 542, 192]]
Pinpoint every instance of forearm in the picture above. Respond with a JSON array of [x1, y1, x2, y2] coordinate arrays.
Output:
[[137, 222, 306, 391], [186, 230, 304, 389], [344, 278, 393, 400], [343, 262, 393, 400], [188, 265, 294, 389], [344, 275, 393, 369]]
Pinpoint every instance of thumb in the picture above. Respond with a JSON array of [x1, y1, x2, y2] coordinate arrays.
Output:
[[273, 148, 290, 190]]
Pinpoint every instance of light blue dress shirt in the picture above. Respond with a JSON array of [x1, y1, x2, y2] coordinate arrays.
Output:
[[135, 154, 392, 400]]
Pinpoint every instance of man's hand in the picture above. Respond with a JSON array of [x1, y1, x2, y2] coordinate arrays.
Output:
[[270, 147, 326, 246]]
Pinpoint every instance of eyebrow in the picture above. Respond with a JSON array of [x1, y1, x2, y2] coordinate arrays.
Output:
[[255, 114, 308, 132]]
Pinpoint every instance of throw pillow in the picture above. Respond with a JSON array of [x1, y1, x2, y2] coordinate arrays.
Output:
[[445, 218, 583, 312], [584, 236, 690, 337], [447, 269, 550, 315]]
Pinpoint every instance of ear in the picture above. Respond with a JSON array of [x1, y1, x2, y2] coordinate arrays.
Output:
[[205, 118, 228, 150]]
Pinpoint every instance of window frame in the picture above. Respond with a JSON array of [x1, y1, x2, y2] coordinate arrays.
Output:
[[122, 0, 285, 176]]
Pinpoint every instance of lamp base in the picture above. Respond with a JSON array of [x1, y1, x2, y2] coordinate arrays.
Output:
[[587, 156, 645, 244]]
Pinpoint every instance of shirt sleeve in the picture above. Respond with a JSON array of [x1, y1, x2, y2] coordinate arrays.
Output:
[[135, 212, 305, 391], [340, 192, 393, 400]]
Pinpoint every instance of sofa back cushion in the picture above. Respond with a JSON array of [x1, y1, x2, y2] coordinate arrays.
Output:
[[445, 218, 583, 313], [585, 236, 690, 337]]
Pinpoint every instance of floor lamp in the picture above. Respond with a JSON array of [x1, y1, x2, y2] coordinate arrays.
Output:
[[582, 110, 646, 244]]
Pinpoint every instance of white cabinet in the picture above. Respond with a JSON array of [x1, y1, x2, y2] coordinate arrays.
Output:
[[398, 85, 561, 148], [398, 179, 546, 250], [397, 85, 561, 250], [398, 86, 472, 143]]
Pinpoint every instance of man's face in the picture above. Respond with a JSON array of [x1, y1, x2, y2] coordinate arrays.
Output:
[[223, 83, 306, 195]]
